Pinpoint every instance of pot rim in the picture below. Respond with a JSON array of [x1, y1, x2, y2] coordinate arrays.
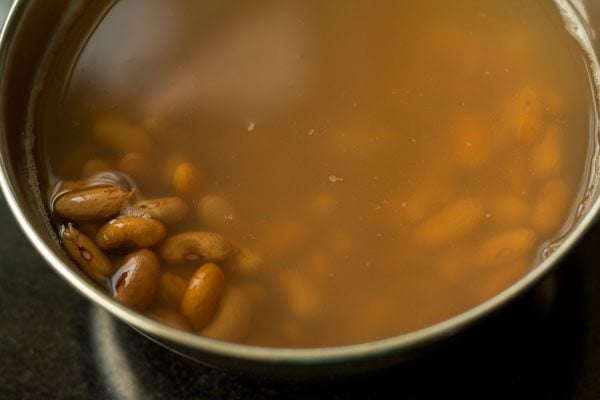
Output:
[[0, 0, 598, 366]]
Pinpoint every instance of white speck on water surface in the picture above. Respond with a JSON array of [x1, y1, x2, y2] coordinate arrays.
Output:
[[328, 175, 343, 183], [373, 199, 388, 211], [247, 121, 255, 132], [485, 213, 492, 219], [224, 214, 234, 221], [307, 129, 315, 135]]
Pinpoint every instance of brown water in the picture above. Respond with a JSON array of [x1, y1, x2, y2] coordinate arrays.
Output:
[[37, 0, 595, 347]]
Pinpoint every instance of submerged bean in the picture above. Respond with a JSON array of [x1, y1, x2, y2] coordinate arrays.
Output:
[[136, 197, 189, 225], [112, 249, 160, 311], [228, 244, 264, 275], [414, 197, 485, 246], [511, 86, 542, 144], [532, 125, 562, 177], [395, 183, 453, 224], [54, 186, 129, 221], [160, 232, 232, 264], [96, 216, 167, 251], [172, 162, 205, 197], [61, 224, 114, 282], [279, 269, 320, 319], [181, 263, 226, 331], [473, 228, 537, 267], [531, 179, 570, 234], [202, 287, 252, 342]]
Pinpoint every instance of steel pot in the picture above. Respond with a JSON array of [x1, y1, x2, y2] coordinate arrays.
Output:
[[0, 0, 599, 377]]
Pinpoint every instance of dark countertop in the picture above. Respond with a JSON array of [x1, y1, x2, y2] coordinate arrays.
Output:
[[2, 196, 600, 400]]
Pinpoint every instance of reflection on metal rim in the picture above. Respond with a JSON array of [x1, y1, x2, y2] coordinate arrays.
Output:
[[92, 307, 148, 399]]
